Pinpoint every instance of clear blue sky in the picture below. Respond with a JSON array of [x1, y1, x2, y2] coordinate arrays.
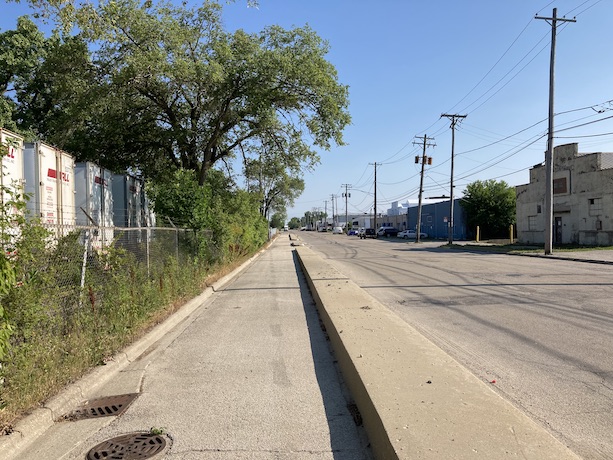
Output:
[[2, 0, 612, 220]]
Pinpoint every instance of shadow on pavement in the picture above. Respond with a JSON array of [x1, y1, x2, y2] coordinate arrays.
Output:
[[291, 251, 373, 460]]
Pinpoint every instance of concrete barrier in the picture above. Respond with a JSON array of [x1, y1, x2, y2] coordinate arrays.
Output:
[[294, 245, 579, 460]]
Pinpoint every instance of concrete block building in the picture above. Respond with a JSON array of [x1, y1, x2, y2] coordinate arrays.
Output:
[[515, 143, 613, 245]]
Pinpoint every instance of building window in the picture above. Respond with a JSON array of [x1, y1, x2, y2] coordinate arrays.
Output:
[[528, 215, 538, 231], [589, 198, 603, 216], [426, 215, 432, 223], [553, 177, 567, 195], [537, 204, 542, 214]]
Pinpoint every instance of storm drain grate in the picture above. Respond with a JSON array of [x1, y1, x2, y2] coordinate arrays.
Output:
[[86, 432, 167, 459], [64, 393, 139, 421]]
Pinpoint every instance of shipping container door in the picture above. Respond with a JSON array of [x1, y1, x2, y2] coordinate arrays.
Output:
[[1, 130, 24, 194], [37, 143, 59, 226], [58, 151, 76, 230], [1, 130, 25, 247]]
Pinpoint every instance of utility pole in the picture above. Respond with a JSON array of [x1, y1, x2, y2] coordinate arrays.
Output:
[[369, 163, 378, 230], [413, 135, 435, 243], [536, 8, 576, 255], [441, 113, 466, 244], [324, 200, 327, 228], [342, 184, 352, 234], [330, 194, 337, 227], [335, 195, 339, 227]]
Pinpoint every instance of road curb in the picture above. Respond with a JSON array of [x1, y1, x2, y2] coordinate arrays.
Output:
[[510, 251, 613, 265], [294, 244, 580, 460]]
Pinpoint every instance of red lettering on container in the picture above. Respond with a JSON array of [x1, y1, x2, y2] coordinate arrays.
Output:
[[94, 176, 107, 186]]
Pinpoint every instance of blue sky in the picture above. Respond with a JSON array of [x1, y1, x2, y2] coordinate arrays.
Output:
[[2, 0, 611, 220], [223, 0, 612, 220]]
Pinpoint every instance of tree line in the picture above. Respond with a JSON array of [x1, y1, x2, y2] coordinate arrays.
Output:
[[1, 0, 351, 230]]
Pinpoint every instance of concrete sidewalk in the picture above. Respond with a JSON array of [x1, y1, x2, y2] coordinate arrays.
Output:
[[4, 237, 372, 459]]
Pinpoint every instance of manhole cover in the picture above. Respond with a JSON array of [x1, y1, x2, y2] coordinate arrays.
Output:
[[86, 432, 167, 459], [64, 393, 139, 420]]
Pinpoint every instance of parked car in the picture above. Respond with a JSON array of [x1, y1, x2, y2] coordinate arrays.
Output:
[[332, 226, 344, 234], [376, 227, 399, 238], [397, 229, 428, 239], [358, 228, 376, 239], [348, 229, 359, 236]]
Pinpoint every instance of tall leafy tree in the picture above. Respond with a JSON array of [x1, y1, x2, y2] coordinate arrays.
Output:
[[269, 212, 285, 230], [47, 0, 350, 185], [287, 217, 301, 229], [460, 179, 516, 239], [242, 135, 307, 220], [0, 16, 94, 143], [0, 16, 46, 131]]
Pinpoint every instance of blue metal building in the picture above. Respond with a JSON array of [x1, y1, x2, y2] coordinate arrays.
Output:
[[406, 199, 468, 240]]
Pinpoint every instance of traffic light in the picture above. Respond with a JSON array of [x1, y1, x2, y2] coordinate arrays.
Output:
[[427, 157, 432, 165], [415, 156, 419, 164]]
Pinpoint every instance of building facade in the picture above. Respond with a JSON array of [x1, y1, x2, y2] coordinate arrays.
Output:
[[515, 143, 613, 245], [406, 200, 468, 240]]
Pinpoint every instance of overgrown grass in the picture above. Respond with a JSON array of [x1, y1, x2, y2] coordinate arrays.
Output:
[[0, 223, 267, 433]]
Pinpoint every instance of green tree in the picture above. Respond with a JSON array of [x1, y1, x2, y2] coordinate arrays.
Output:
[[0, 16, 46, 131], [14, 33, 94, 146], [288, 217, 301, 229], [243, 137, 306, 221], [269, 212, 285, 230], [146, 167, 266, 261], [0, 16, 95, 144], [460, 179, 516, 239], [41, 0, 350, 186]]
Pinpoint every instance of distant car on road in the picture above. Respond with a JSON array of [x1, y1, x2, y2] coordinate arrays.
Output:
[[376, 227, 399, 238], [332, 226, 344, 234], [359, 228, 376, 239], [397, 229, 428, 239]]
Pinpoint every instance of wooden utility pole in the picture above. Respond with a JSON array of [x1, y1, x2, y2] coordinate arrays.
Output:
[[441, 113, 466, 244], [330, 194, 337, 227], [342, 184, 352, 233], [536, 8, 576, 254], [413, 135, 435, 243], [324, 200, 327, 227], [369, 163, 378, 230]]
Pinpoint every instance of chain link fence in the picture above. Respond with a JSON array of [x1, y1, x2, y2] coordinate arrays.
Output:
[[61, 223, 212, 274], [0, 221, 222, 426], [4, 222, 218, 325]]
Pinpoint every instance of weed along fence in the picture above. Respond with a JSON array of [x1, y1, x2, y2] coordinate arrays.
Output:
[[0, 219, 218, 430], [30, 222, 208, 296]]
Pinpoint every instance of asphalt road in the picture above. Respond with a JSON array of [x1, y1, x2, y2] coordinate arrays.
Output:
[[296, 231, 613, 460]]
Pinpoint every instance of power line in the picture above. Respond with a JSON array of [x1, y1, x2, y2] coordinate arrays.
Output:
[[556, 132, 613, 139]]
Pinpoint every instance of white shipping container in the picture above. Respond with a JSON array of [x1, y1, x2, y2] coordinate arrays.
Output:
[[1, 129, 25, 209], [74, 162, 114, 249], [24, 142, 76, 234], [1, 129, 25, 247], [112, 174, 142, 228], [141, 187, 156, 228]]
